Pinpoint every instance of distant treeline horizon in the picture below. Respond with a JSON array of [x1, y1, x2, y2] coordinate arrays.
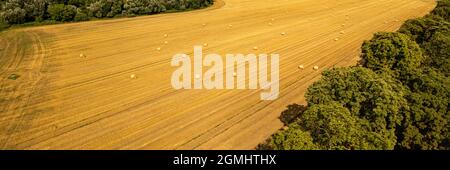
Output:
[[0, 0, 214, 30]]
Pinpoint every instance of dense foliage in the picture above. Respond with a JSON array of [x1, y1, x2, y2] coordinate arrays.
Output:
[[399, 16, 450, 75], [306, 67, 406, 149], [431, 0, 450, 21], [261, 0, 449, 150], [360, 32, 424, 80], [0, 0, 213, 29]]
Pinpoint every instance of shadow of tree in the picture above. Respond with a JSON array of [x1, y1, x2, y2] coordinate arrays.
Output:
[[255, 103, 308, 150], [279, 103, 307, 125], [255, 142, 272, 150]]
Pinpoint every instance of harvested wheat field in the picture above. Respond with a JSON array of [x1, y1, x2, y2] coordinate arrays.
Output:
[[0, 0, 436, 149]]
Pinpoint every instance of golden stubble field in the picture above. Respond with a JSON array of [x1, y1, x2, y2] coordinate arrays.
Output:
[[0, 0, 436, 149]]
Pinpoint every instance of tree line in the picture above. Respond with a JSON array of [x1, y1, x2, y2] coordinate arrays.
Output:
[[259, 0, 450, 150], [0, 0, 213, 29]]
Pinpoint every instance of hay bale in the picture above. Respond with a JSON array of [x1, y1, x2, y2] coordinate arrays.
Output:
[[164, 41, 168, 44], [341, 24, 345, 27], [253, 46, 259, 50], [298, 65, 304, 69], [233, 72, 237, 77], [80, 54, 86, 58], [334, 38, 339, 41], [203, 43, 208, 47], [268, 22, 273, 26], [280, 32, 286, 36], [313, 66, 319, 70], [202, 23, 207, 26], [156, 47, 161, 51], [8, 74, 20, 80], [271, 18, 275, 21], [340, 31, 345, 34], [164, 34, 168, 38], [130, 74, 137, 79]]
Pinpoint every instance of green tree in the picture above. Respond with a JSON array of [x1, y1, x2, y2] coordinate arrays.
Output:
[[263, 0, 450, 150], [300, 103, 391, 150], [47, 4, 77, 21], [0, 0, 26, 24], [87, 0, 124, 18], [422, 29, 450, 75], [305, 67, 406, 149], [0, 0, 214, 27], [398, 16, 449, 45], [398, 16, 449, 75], [431, 0, 450, 21], [360, 32, 424, 79], [265, 124, 318, 150], [397, 69, 450, 150], [23, 0, 49, 22], [74, 9, 89, 21]]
